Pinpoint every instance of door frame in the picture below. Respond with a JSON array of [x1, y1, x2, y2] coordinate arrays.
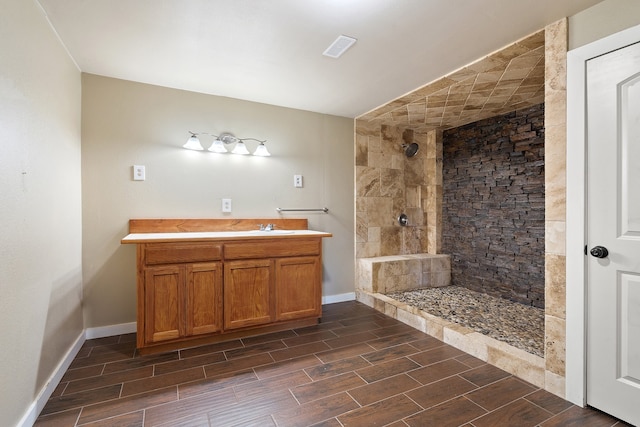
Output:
[[566, 23, 640, 407]]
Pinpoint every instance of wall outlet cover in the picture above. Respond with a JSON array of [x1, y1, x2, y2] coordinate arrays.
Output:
[[294, 174, 303, 188], [222, 198, 232, 213], [133, 165, 145, 181]]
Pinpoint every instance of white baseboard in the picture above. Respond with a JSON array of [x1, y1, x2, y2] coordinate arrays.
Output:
[[85, 322, 137, 340], [322, 292, 355, 305], [18, 331, 85, 427]]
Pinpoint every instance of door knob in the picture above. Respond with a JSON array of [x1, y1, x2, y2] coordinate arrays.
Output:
[[590, 246, 609, 258]]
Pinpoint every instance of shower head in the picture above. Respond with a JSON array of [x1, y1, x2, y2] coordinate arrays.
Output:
[[402, 142, 419, 158]]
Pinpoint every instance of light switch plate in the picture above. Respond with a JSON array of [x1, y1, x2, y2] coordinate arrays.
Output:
[[294, 175, 303, 188], [133, 165, 145, 181], [222, 198, 232, 213]]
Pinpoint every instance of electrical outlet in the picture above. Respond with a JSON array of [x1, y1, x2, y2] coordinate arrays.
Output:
[[133, 165, 145, 181], [294, 175, 303, 188], [222, 198, 232, 213]]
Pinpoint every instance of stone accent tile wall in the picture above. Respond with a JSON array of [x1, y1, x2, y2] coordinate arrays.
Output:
[[441, 104, 546, 308]]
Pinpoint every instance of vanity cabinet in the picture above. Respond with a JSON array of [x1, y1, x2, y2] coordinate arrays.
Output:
[[124, 219, 331, 354], [140, 242, 223, 346]]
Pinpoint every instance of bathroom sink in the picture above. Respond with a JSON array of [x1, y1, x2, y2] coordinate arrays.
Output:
[[246, 230, 295, 235]]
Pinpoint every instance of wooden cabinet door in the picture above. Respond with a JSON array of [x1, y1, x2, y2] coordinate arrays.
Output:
[[275, 256, 321, 321], [144, 265, 185, 344], [224, 259, 274, 330], [186, 262, 223, 336]]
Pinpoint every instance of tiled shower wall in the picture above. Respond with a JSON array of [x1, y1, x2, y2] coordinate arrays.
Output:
[[442, 104, 546, 308], [355, 124, 442, 257]]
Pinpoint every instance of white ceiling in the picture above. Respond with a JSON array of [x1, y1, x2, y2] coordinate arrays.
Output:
[[37, 0, 601, 118]]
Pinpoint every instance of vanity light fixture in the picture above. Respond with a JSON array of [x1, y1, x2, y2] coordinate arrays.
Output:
[[183, 131, 271, 156]]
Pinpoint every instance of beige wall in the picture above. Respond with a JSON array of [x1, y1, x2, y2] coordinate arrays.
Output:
[[81, 74, 354, 328], [569, 0, 640, 50], [0, 0, 83, 425]]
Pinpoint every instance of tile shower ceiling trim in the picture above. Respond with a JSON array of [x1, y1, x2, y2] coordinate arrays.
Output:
[[357, 30, 545, 131]]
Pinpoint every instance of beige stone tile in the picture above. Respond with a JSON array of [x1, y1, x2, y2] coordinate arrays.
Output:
[[545, 370, 566, 399], [406, 186, 421, 208], [373, 297, 385, 313], [545, 254, 566, 319], [355, 290, 375, 308], [397, 308, 427, 333], [405, 259, 422, 277], [367, 226, 380, 243], [545, 18, 568, 93], [356, 260, 373, 291], [355, 215, 368, 245], [368, 134, 382, 153], [484, 339, 545, 388], [545, 315, 566, 377], [391, 153, 404, 170], [420, 257, 433, 274], [427, 226, 439, 255], [443, 325, 488, 361], [356, 166, 380, 197], [544, 90, 567, 127], [544, 127, 566, 222], [421, 272, 433, 287], [545, 190, 566, 224], [380, 226, 402, 255], [432, 272, 451, 287], [366, 198, 394, 227], [371, 263, 382, 292], [392, 196, 406, 216], [381, 169, 405, 198], [356, 133, 368, 167], [431, 255, 451, 272], [545, 221, 566, 256], [356, 241, 380, 259], [384, 275, 403, 293], [380, 259, 404, 278], [368, 152, 395, 169], [419, 311, 456, 341], [385, 302, 398, 319]]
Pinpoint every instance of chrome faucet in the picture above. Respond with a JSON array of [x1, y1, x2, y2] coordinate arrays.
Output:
[[258, 223, 275, 231]]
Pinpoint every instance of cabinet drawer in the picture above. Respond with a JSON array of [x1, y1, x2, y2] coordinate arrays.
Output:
[[224, 239, 321, 260], [145, 243, 222, 265]]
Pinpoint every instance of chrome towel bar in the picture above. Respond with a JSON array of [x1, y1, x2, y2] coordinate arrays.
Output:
[[276, 207, 329, 213]]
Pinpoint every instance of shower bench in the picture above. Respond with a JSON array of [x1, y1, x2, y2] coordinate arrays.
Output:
[[357, 253, 451, 294]]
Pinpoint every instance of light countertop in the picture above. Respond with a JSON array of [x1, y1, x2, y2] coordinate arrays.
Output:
[[121, 229, 332, 244]]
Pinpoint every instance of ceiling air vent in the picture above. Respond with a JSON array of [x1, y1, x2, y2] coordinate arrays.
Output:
[[323, 35, 357, 59]]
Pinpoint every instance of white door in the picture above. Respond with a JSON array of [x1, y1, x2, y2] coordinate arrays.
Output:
[[586, 40, 640, 426]]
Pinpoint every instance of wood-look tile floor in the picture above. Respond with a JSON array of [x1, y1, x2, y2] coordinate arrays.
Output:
[[35, 301, 629, 427]]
